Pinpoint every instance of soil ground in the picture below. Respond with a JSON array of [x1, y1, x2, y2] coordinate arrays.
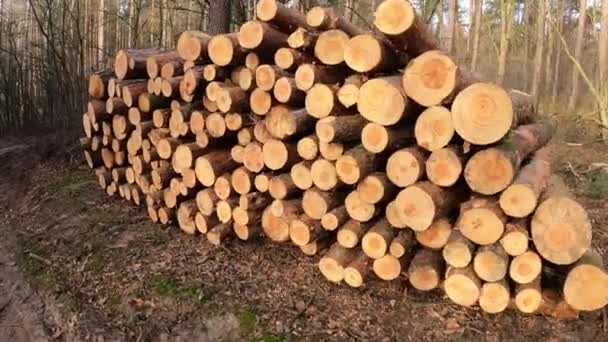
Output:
[[0, 116, 607, 341]]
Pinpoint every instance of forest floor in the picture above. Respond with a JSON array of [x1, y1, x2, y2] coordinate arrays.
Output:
[[1, 115, 608, 341]]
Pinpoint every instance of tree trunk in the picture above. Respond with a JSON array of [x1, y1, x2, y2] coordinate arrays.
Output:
[[470, 0, 482, 72], [98, 0, 105, 67], [530, 0, 546, 106], [497, 0, 514, 85], [567, 0, 588, 111], [445, 0, 457, 54], [208, 0, 231, 34], [601, 0, 608, 140]]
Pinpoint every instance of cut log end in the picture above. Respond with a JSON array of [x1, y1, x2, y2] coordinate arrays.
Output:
[[250, 89, 272, 115], [499, 184, 538, 218], [297, 136, 319, 161], [394, 185, 435, 231], [357, 77, 406, 126], [415, 106, 454, 152], [531, 196, 592, 265], [291, 161, 313, 191], [479, 281, 510, 314], [305, 84, 338, 119], [310, 159, 339, 191], [373, 0, 415, 36], [344, 34, 386, 73], [425, 147, 462, 187], [563, 262, 608, 311], [403, 51, 458, 107], [444, 266, 481, 307], [459, 200, 506, 246], [464, 148, 515, 195], [373, 254, 402, 281], [314, 29, 349, 66], [452, 83, 514, 145], [509, 251, 542, 285]]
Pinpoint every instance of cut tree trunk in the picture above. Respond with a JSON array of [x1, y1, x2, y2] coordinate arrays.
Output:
[[499, 220, 530, 257], [425, 146, 465, 187], [318, 243, 358, 283], [415, 217, 452, 250], [265, 106, 315, 140], [291, 160, 314, 191], [458, 196, 507, 246], [310, 159, 342, 191], [563, 250, 608, 311], [295, 63, 348, 91], [473, 243, 509, 282], [344, 190, 377, 223], [316, 115, 367, 144], [305, 84, 346, 119], [357, 172, 397, 205], [306, 6, 363, 37], [289, 214, 323, 246], [444, 265, 482, 307], [408, 249, 444, 291], [238, 20, 288, 51], [320, 205, 349, 231], [177, 31, 212, 62], [361, 123, 414, 154], [361, 219, 394, 259], [357, 76, 419, 126], [509, 250, 542, 284], [256, 0, 309, 33], [386, 147, 427, 188], [479, 279, 510, 314], [209, 33, 248, 67], [414, 106, 455, 152], [389, 230, 416, 258], [344, 253, 371, 287]]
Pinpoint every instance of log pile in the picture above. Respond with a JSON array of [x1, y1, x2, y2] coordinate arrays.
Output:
[[80, 0, 608, 317]]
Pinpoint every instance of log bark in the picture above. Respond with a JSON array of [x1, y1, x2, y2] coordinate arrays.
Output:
[[295, 63, 348, 91], [344, 253, 371, 287], [238, 20, 288, 51], [177, 200, 198, 235], [139, 93, 170, 113], [499, 146, 552, 218], [261, 200, 301, 242], [216, 86, 249, 113], [563, 250, 608, 311], [207, 223, 233, 245], [499, 220, 530, 257], [389, 230, 416, 258], [266, 106, 315, 140], [89, 69, 113, 99], [465, 120, 555, 195], [287, 28, 318, 50], [318, 243, 358, 283], [302, 187, 345, 220], [115, 48, 163, 80], [320, 205, 349, 231], [344, 34, 403, 73], [146, 50, 181, 79], [361, 219, 394, 259], [274, 48, 313, 71], [289, 214, 323, 246], [273, 77, 305, 106], [344, 190, 377, 223], [306, 6, 363, 37]]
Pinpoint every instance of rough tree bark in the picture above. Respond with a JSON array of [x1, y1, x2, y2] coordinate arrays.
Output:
[[567, 0, 588, 111], [208, 0, 231, 34], [497, 0, 514, 85], [446, 0, 457, 54], [98, 0, 105, 67], [530, 0, 546, 106]]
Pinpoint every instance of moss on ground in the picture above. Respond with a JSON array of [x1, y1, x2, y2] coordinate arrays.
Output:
[[153, 275, 204, 303]]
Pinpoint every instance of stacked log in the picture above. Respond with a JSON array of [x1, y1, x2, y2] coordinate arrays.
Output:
[[80, 0, 607, 318]]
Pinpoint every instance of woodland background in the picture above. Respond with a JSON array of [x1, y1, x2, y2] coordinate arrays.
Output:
[[0, 0, 607, 139]]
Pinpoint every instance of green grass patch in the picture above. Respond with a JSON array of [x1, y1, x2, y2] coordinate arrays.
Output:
[[239, 310, 258, 337], [580, 169, 608, 199], [153, 275, 203, 303]]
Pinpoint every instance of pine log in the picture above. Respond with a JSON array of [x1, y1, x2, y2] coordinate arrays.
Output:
[[214, 174, 232, 200], [203, 64, 230, 82], [320, 205, 349, 231], [177, 31, 211, 62], [173, 143, 208, 172], [261, 200, 301, 242], [414, 106, 455, 151], [148, 128, 170, 146], [195, 212, 220, 234], [509, 250, 542, 285], [458, 196, 507, 246], [395, 181, 465, 231], [444, 265, 482, 307], [231, 167, 255, 195], [337, 219, 371, 248], [82, 113, 93, 138], [177, 200, 198, 235], [314, 29, 350, 65], [204, 113, 226, 138], [361, 123, 414, 154], [112, 115, 133, 140], [232, 203, 263, 226], [344, 34, 403, 73], [408, 249, 444, 291], [238, 68, 255, 91], [256, 0, 309, 33], [195, 150, 237, 186], [115, 48, 163, 80], [499, 146, 553, 218], [243, 142, 265, 173], [299, 233, 332, 256], [414, 217, 452, 250], [196, 188, 220, 216], [183, 66, 205, 95], [302, 187, 345, 220], [361, 219, 394, 259], [373, 0, 438, 57], [373, 254, 409, 281], [386, 147, 427, 188], [289, 214, 323, 246], [262, 139, 299, 171], [153, 77, 163, 96], [153, 109, 171, 128], [310, 158, 342, 191], [101, 148, 115, 169], [287, 28, 318, 50], [250, 88, 273, 115], [296, 135, 319, 160], [319, 243, 358, 283], [306, 6, 363, 37], [479, 279, 511, 314], [425, 146, 465, 187], [357, 172, 397, 205], [205, 81, 222, 101], [452, 84, 537, 145], [305, 84, 347, 119], [255, 64, 287, 91], [357, 76, 419, 125], [344, 253, 371, 287], [156, 138, 181, 159], [254, 120, 274, 143], [238, 20, 288, 51], [158, 206, 174, 225], [294, 63, 348, 91], [316, 115, 367, 144], [273, 77, 305, 106], [537, 289, 579, 320], [473, 243, 509, 282], [514, 277, 542, 313], [209, 33, 248, 66], [465, 120, 555, 195], [274, 48, 312, 71], [161, 60, 184, 79], [237, 127, 253, 146], [139, 93, 170, 113], [231, 145, 245, 163], [89, 69, 112, 99], [389, 230, 416, 258], [499, 220, 530, 257], [128, 107, 149, 126], [245, 52, 261, 70], [225, 112, 253, 132], [217, 86, 249, 113], [563, 250, 608, 311], [336, 145, 378, 185], [189, 111, 206, 135], [239, 191, 272, 211], [146, 50, 181, 79], [182, 168, 198, 189], [531, 195, 592, 265], [106, 97, 128, 116], [265, 106, 315, 140], [290, 160, 314, 191], [160, 77, 183, 98], [233, 222, 262, 241], [337, 75, 367, 108], [85, 150, 103, 169], [268, 173, 299, 200], [345, 190, 377, 223], [216, 197, 238, 223], [403, 50, 473, 107], [207, 223, 233, 246]]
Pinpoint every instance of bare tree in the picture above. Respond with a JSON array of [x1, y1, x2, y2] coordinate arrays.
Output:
[[567, 0, 588, 111], [208, 0, 230, 34], [600, 0, 608, 93], [470, 0, 482, 72], [98, 0, 105, 67], [445, 0, 457, 54], [497, 0, 514, 85], [530, 0, 546, 106]]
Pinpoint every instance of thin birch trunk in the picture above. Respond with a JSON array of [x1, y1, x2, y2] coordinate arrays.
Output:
[[567, 0, 588, 111], [497, 0, 513, 85], [530, 0, 546, 106], [471, 0, 482, 72], [446, 0, 457, 54], [98, 0, 105, 68]]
